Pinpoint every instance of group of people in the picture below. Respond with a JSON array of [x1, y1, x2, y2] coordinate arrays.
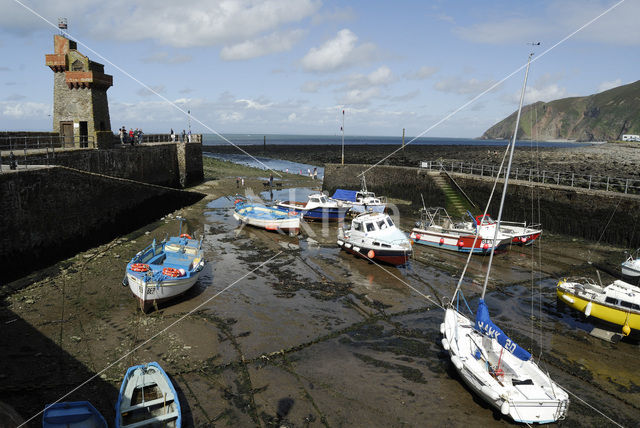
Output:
[[170, 128, 192, 143], [119, 126, 143, 146]]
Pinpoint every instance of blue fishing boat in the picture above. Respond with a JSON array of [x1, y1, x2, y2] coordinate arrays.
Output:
[[277, 193, 348, 221], [124, 217, 206, 313], [42, 401, 107, 428], [116, 362, 181, 428], [234, 198, 301, 234]]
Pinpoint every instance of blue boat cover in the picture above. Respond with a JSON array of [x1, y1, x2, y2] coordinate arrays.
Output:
[[475, 299, 531, 361], [332, 189, 358, 202]]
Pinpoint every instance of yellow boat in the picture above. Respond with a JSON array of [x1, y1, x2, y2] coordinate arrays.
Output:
[[556, 278, 640, 335]]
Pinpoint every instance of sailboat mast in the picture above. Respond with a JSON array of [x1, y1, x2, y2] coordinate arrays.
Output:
[[341, 109, 345, 165], [481, 53, 534, 299]]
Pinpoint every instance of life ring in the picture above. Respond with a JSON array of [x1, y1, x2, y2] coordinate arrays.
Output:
[[179, 233, 193, 240], [162, 267, 183, 277], [130, 263, 149, 272]]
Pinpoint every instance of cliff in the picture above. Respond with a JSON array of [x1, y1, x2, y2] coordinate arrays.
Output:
[[481, 80, 640, 141]]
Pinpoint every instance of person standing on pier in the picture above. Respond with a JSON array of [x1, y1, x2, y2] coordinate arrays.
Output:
[[269, 173, 273, 187], [170, 128, 175, 142]]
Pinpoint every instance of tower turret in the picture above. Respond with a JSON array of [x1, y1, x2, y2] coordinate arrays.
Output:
[[45, 34, 113, 147]]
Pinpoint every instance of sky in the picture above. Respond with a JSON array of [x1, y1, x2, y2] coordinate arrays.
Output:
[[0, 0, 638, 138]]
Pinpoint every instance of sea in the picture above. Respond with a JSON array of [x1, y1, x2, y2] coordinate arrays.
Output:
[[202, 133, 589, 148]]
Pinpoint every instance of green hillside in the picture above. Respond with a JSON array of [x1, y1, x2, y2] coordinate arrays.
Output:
[[481, 80, 640, 141]]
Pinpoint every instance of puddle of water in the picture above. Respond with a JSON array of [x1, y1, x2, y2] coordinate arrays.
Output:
[[204, 152, 324, 178]]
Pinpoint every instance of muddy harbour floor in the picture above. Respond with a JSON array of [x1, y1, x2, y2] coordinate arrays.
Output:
[[1, 158, 639, 427]]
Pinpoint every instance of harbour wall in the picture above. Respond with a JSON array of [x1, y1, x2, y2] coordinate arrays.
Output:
[[0, 166, 204, 284], [323, 164, 640, 248], [1, 142, 204, 188]]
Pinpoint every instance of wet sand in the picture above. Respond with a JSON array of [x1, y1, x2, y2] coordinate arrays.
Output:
[[2, 157, 639, 427]]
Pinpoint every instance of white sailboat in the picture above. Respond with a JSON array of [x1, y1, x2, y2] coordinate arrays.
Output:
[[441, 53, 569, 424]]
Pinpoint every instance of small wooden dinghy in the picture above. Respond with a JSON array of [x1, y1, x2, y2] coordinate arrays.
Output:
[[42, 401, 107, 428], [116, 362, 181, 428]]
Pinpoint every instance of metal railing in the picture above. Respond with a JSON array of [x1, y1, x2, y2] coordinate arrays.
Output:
[[0, 135, 95, 151], [420, 159, 640, 195]]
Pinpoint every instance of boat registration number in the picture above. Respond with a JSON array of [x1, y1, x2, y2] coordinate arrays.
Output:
[[138, 285, 156, 295]]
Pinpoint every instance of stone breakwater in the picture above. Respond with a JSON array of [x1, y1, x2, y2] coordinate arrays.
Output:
[[203, 142, 640, 179], [322, 163, 640, 248]]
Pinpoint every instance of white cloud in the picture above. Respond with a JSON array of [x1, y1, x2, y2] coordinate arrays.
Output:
[[0, 0, 321, 48], [235, 98, 273, 110], [0, 101, 50, 119], [220, 29, 306, 60], [287, 112, 297, 121], [340, 87, 380, 106], [405, 66, 438, 80], [300, 29, 378, 72], [434, 76, 496, 95], [524, 84, 568, 104], [597, 78, 621, 93], [345, 66, 394, 90]]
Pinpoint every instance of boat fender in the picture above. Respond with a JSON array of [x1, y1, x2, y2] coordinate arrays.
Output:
[[584, 301, 592, 317], [623, 323, 631, 336], [561, 294, 574, 304], [415, 234, 421, 241], [483, 243, 489, 250], [450, 355, 463, 370], [441, 338, 450, 351], [353, 246, 360, 252], [457, 240, 464, 247], [500, 400, 510, 415], [179, 268, 186, 276], [345, 243, 352, 249], [337, 240, 344, 246], [481, 385, 500, 402], [367, 250, 375, 259], [521, 237, 527, 243], [439, 238, 444, 245], [440, 323, 445, 334]]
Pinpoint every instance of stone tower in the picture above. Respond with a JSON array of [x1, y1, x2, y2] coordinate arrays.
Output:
[[45, 35, 113, 147]]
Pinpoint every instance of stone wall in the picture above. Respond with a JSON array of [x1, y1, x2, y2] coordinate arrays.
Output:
[[1, 143, 204, 188], [0, 166, 204, 283], [322, 164, 446, 212], [322, 163, 640, 247]]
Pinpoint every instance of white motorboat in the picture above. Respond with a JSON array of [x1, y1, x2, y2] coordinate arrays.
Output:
[[337, 212, 411, 266], [277, 192, 348, 221], [410, 207, 511, 254], [331, 177, 386, 214], [621, 249, 640, 278]]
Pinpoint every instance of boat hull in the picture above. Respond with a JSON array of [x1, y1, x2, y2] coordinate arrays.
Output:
[[556, 287, 640, 330], [443, 309, 569, 424], [127, 271, 202, 312], [510, 231, 541, 245], [621, 260, 640, 278], [116, 362, 181, 428], [43, 401, 107, 428], [233, 210, 300, 234], [410, 229, 509, 254], [337, 240, 411, 266]]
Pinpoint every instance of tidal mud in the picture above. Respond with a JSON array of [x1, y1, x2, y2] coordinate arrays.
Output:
[[1, 157, 638, 427]]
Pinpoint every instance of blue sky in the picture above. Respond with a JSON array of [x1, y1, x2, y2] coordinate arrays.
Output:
[[0, 0, 637, 138]]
